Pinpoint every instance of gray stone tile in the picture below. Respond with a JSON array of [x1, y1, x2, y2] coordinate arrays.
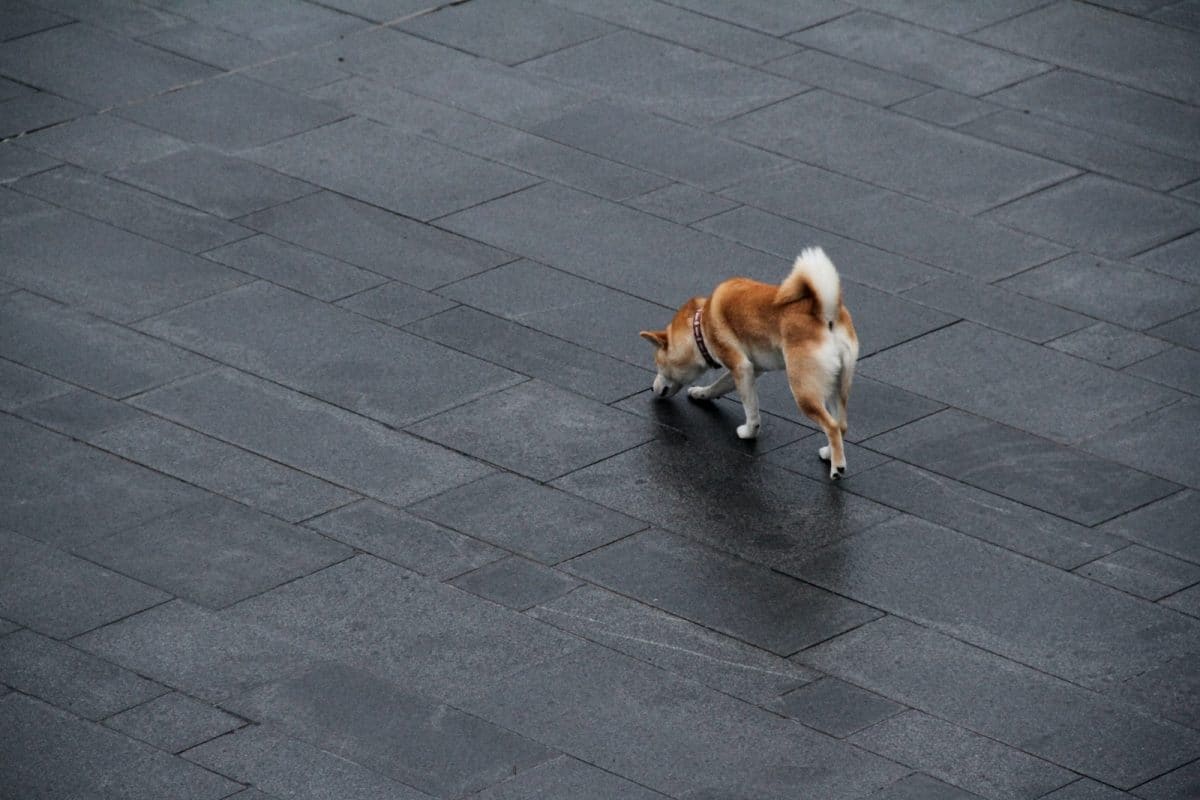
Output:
[[615, 389, 813, 455], [1048, 323, 1173, 369], [225, 555, 582, 701], [241, 191, 514, 290], [842, 0, 1049, 34], [203, 234, 385, 301], [892, 90, 997, 127], [901, 274, 1091, 343], [406, 305, 652, 403], [764, 434, 893, 477], [470, 755, 669, 800], [312, 25, 482, 85], [185, 725, 432, 799], [223, 662, 552, 798], [139, 281, 523, 428], [960, 110, 1200, 192], [625, 183, 739, 224], [0, 23, 214, 106], [240, 51, 348, 92], [851, 710, 1075, 800], [0, 626, 165, 721], [555, 437, 895, 567], [14, 388, 144, 440], [720, 90, 1076, 214], [1080, 398, 1200, 489], [0, 76, 32, 101], [249, 116, 537, 221], [0, 358, 69, 411], [1044, 779, 1139, 800], [14, 165, 251, 254], [34, 0, 182, 37], [824, 279, 962, 356], [762, 48, 930, 106], [795, 12, 1049, 95], [0, 91, 89, 139], [0, 694, 240, 800], [841, 461, 1126, 569], [19, 113, 189, 173], [131, 369, 494, 507], [0, 413, 204, 548], [410, 472, 647, 564], [115, 148, 316, 219], [861, 323, 1182, 444], [306, 499, 503, 580], [1076, 545, 1200, 601], [105, 692, 244, 754], [1178, 180, 1200, 204], [0, 293, 211, 398], [662, 0, 849, 35], [1132, 759, 1200, 800], [868, 773, 984, 800], [798, 616, 1200, 789], [773, 677, 904, 737], [533, 101, 789, 190], [157, 0, 366, 50], [720, 162, 1070, 281], [530, 584, 816, 704], [400, 0, 612, 65], [1, 1, 70, 41], [79, 497, 352, 609], [865, 409, 1178, 525], [119, 74, 345, 151], [564, 530, 880, 655], [400, 60, 594, 127], [524, 29, 800, 125], [972, 2, 1200, 104], [694, 204, 946, 293], [408, 380, 652, 481], [988, 176, 1200, 259], [1136, 230, 1200, 285], [1100, 490, 1200, 564], [1127, 348, 1200, 396], [0, 144, 60, 182], [791, 514, 1199, 690], [549, 0, 799, 65], [464, 646, 907, 800], [1150, 309, 1200, 350], [138, 21, 274, 70], [988, 71, 1200, 163], [0, 530, 169, 639], [1154, 0, 1200, 31], [450, 557, 581, 611], [336, 281, 457, 328]]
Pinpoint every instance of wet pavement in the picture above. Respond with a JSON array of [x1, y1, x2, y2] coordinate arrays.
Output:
[[1, 1, 1199, 798]]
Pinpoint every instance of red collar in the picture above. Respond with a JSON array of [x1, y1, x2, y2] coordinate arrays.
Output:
[[692, 307, 720, 369]]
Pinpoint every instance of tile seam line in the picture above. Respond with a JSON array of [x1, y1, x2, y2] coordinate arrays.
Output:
[[653, 0, 852, 37], [1126, 225, 1200, 260], [969, 168, 1086, 217]]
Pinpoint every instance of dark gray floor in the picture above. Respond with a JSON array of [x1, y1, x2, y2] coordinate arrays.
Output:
[[1, 1, 1199, 798]]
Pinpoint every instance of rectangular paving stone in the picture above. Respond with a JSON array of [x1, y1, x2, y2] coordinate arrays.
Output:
[[624, 183, 738, 224], [132, 369, 494, 507], [790, 514, 1199, 689], [772, 677, 904, 738], [1125, 347, 1200, 396], [664, 0, 849, 35], [312, 25, 481, 85], [19, 112, 189, 173], [138, 21, 277, 70], [719, 90, 1076, 214], [901, 274, 1091, 343], [156, 0, 366, 50], [464, 646, 907, 800], [842, 461, 1125, 569], [891, 89, 996, 128], [336, 281, 457, 328], [34, 0, 182, 37], [409, 472, 647, 564], [0, 629, 165, 720], [555, 437, 895, 567], [796, 12, 1049, 95], [118, 74, 345, 152], [1079, 399, 1200, 489], [0, 23, 215, 106], [408, 380, 652, 481], [844, 0, 1049, 35], [973, 2, 1200, 104], [224, 662, 553, 798], [1, 694, 240, 800], [870, 774, 984, 800], [1047, 322, 1173, 369], [239, 51, 348, 92], [406, 305, 652, 403], [249, 115, 537, 221], [241, 191, 514, 289], [1136, 229, 1200, 285], [861, 323, 1182, 444], [471, 755, 669, 800], [14, 388, 144, 440], [1150, 309, 1200, 349], [762, 48, 930, 106], [14, 165, 251, 254], [1100, 490, 1200, 564], [533, 101, 790, 190], [849, 710, 1075, 800], [837, 280, 957, 357], [2, 1, 70, 41], [524, 29, 800, 125], [0, 91, 89, 139], [306, 499, 503, 580], [401, 60, 594, 127], [960, 109, 1200, 192], [79, 496, 352, 609], [1075, 545, 1200, 601], [798, 616, 1200, 789], [1044, 780, 1138, 800], [115, 148, 317, 219], [105, 692, 244, 754], [565, 530, 880, 655], [765, 434, 892, 479], [0, 358, 69, 411], [531, 584, 816, 704], [615, 389, 812, 455], [450, 556, 581, 611], [865, 409, 1179, 525], [1132, 759, 1200, 800], [202, 234, 384, 301], [225, 555, 582, 701], [0, 143, 60, 182], [139, 281, 524, 427]]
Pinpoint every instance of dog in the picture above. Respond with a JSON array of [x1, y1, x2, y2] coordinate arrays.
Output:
[[639, 247, 859, 479]]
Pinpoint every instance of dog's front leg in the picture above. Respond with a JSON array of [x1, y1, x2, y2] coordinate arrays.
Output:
[[688, 370, 735, 400], [730, 363, 761, 439]]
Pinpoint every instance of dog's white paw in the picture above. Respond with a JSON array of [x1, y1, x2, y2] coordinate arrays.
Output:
[[829, 464, 846, 480], [737, 423, 760, 440], [818, 445, 831, 461], [687, 386, 709, 400]]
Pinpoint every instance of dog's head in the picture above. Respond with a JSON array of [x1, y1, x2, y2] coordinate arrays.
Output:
[[640, 297, 711, 398]]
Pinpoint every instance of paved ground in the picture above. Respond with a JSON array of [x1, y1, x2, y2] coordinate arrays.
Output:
[[2, 1, 1199, 798]]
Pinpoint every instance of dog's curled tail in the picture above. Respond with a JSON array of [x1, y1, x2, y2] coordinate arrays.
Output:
[[775, 246, 841, 323]]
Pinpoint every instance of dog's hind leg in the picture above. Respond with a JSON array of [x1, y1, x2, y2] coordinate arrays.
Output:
[[787, 357, 847, 479], [688, 370, 735, 401]]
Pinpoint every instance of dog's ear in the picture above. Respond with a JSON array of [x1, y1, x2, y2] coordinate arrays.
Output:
[[639, 330, 668, 349]]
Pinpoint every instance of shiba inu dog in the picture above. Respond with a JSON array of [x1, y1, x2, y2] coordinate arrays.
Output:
[[640, 247, 859, 479]]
